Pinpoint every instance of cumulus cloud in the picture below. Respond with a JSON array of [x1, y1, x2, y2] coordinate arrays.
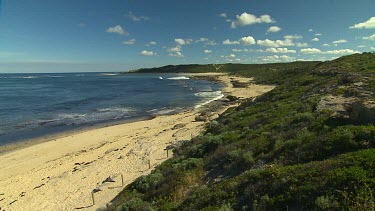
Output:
[[219, 13, 227, 18], [323, 43, 331, 47], [127, 12, 150, 21], [333, 39, 347, 44], [312, 38, 319, 42], [168, 46, 182, 52], [315, 33, 323, 36], [204, 40, 218, 46], [140, 50, 156, 56], [223, 39, 240, 45], [148, 41, 157, 45], [175, 38, 187, 45], [296, 42, 309, 47], [300, 48, 360, 55], [231, 12, 274, 28], [203, 50, 212, 54], [240, 36, 256, 46], [308, 29, 313, 32], [169, 52, 184, 58], [257, 38, 294, 47], [175, 38, 192, 45], [262, 55, 296, 62], [350, 17, 375, 29], [227, 54, 236, 58], [265, 47, 296, 53], [267, 26, 281, 33], [300, 48, 322, 54], [106, 25, 128, 35], [195, 38, 209, 43], [122, 38, 136, 45], [284, 35, 302, 40], [363, 34, 375, 40]]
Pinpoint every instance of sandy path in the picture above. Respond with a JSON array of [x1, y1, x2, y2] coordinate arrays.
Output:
[[0, 73, 274, 211]]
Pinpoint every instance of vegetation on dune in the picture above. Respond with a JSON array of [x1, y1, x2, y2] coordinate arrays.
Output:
[[110, 53, 375, 210]]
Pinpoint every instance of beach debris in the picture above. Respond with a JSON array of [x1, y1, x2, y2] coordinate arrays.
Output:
[[172, 123, 186, 130], [105, 148, 116, 154], [19, 192, 25, 197], [118, 155, 124, 159], [9, 199, 17, 205], [33, 184, 45, 189], [102, 176, 115, 183], [0, 193, 4, 195], [92, 188, 101, 193]]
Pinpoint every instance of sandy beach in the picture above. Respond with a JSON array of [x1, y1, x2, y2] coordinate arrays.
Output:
[[0, 73, 274, 211]]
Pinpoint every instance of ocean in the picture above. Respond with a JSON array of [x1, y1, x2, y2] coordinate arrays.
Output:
[[0, 72, 224, 145]]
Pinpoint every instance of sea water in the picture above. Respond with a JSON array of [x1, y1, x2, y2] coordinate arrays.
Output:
[[0, 73, 224, 145]]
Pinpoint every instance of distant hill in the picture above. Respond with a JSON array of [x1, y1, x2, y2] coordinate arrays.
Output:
[[109, 53, 375, 211]]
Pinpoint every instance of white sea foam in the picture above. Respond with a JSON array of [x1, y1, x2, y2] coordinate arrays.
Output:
[[194, 90, 222, 98], [167, 76, 190, 80], [101, 73, 119, 76], [158, 76, 163, 79], [194, 91, 224, 108]]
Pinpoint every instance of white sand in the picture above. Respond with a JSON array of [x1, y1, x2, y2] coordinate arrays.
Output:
[[0, 73, 274, 211]]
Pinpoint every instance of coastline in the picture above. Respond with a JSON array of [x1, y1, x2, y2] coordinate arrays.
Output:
[[0, 73, 274, 211]]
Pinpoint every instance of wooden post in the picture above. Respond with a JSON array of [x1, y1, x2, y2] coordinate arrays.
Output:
[[121, 173, 124, 186], [148, 160, 151, 169]]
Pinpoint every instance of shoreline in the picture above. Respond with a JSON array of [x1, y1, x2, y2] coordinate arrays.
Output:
[[0, 73, 274, 211], [0, 73, 223, 155]]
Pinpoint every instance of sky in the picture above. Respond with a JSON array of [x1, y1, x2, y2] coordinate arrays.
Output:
[[0, 0, 375, 73]]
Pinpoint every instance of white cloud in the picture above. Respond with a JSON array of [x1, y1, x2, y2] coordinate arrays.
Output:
[[323, 43, 331, 47], [122, 38, 136, 45], [168, 46, 182, 52], [296, 42, 309, 47], [315, 33, 323, 36], [127, 12, 150, 21], [257, 38, 294, 47], [267, 26, 281, 33], [223, 39, 240, 45], [106, 25, 128, 35], [325, 49, 360, 54], [204, 40, 218, 46], [219, 13, 227, 18], [266, 47, 296, 53], [357, 45, 366, 48], [350, 17, 375, 29], [175, 38, 187, 45], [140, 50, 156, 56], [262, 55, 296, 62], [195, 38, 209, 43], [300, 48, 360, 55], [149, 41, 157, 45], [300, 48, 322, 54], [363, 34, 375, 40], [169, 52, 184, 58], [203, 50, 212, 54], [312, 38, 319, 42], [284, 35, 302, 40], [227, 54, 236, 58], [231, 12, 274, 28], [240, 36, 256, 46], [333, 39, 347, 44], [308, 29, 313, 32]]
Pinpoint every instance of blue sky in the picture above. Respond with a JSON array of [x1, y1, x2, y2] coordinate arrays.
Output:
[[0, 0, 375, 73]]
